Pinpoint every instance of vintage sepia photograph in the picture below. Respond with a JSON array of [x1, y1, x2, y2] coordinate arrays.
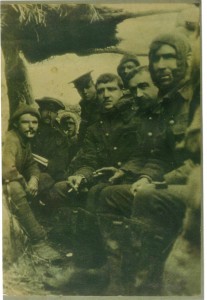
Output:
[[1, 1, 202, 298]]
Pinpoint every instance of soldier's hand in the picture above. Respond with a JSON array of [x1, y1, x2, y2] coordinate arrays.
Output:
[[93, 167, 125, 183], [108, 169, 125, 183], [130, 178, 151, 196], [67, 175, 85, 192], [27, 176, 38, 197]]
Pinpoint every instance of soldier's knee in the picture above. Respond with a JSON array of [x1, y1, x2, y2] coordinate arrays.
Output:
[[132, 186, 156, 218], [135, 185, 153, 201], [7, 181, 26, 201], [99, 185, 121, 204], [38, 172, 55, 192], [98, 185, 132, 214], [100, 185, 131, 199], [52, 181, 68, 196], [86, 183, 109, 213]]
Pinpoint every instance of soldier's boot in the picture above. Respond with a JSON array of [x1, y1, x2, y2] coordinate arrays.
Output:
[[123, 217, 179, 296], [11, 196, 62, 262]]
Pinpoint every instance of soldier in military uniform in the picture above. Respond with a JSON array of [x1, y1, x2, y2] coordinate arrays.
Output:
[[31, 97, 69, 183], [29, 97, 72, 217], [117, 54, 140, 89], [51, 73, 138, 209], [70, 71, 100, 145], [2, 104, 61, 262]]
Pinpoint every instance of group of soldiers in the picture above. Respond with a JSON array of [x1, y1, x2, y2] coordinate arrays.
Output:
[[2, 29, 201, 295]]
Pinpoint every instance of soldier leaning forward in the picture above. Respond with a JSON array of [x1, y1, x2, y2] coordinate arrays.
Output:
[[49, 73, 138, 210], [2, 104, 61, 262]]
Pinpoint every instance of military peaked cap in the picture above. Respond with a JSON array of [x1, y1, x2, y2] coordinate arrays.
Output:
[[69, 71, 93, 89], [35, 97, 65, 111]]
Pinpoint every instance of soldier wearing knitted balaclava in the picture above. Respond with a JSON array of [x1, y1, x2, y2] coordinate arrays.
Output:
[[149, 32, 192, 95], [117, 54, 140, 88]]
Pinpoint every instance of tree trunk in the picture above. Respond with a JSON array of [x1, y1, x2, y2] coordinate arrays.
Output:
[[1, 42, 34, 117], [3, 193, 26, 269]]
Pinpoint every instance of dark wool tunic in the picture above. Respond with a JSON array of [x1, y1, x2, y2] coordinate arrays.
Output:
[[31, 122, 69, 181], [2, 129, 40, 182], [69, 96, 138, 181]]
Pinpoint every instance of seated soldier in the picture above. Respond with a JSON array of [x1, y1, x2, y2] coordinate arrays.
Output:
[[46, 73, 138, 220], [30, 97, 72, 216], [31, 96, 69, 183], [2, 104, 61, 262], [50, 73, 138, 210]]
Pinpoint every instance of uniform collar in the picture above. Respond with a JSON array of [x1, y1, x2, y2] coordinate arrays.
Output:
[[158, 79, 194, 105], [100, 95, 134, 114], [79, 97, 98, 106]]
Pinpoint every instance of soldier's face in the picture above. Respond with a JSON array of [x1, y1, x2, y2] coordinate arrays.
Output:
[[97, 80, 123, 110], [128, 71, 158, 110], [151, 45, 178, 90], [40, 108, 58, 124], [62, 117, 76, 137], [17, 114, 38, 139], [119, 61, 137, 80], [78, 81, 96, 101]]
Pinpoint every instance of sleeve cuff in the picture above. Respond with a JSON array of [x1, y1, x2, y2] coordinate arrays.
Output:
[[139, 175, 153, 183]]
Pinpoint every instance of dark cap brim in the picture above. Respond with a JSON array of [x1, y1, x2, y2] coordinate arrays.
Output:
[[35, 97, 65, 110], [68, 70, 94, 88]]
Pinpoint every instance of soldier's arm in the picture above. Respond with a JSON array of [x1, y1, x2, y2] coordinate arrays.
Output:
[[2, 133, 22, 181], [68, 127, 99, 181], [23, 145, 40, 181]]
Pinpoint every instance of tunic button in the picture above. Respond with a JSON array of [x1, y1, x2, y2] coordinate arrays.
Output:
[[117, 161, 122, 166], [113, 146, 118, 150], [105, 133, 109, 136], [148, 132, 153, 137], [169, 119, 175, 125], [149, 117, 152, 120], [150, 149, 154, 154], [100, 121, 103, 124]]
